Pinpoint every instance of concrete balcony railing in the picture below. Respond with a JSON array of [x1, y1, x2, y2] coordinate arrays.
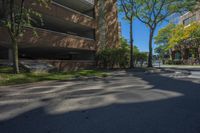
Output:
[[0, 27, 96, 51], [52, 0, 95, 16], [25, 0, 96, 29]]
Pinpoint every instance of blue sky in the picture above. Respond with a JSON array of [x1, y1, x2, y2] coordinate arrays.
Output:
[[119, 15, 168, 52]]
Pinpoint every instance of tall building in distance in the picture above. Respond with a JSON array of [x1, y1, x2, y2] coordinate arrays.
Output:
[[179, 10, 200, 26], [0, 0, 120, 70]]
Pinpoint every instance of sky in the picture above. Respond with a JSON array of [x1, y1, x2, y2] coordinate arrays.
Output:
[[119, 15, 169, 52]]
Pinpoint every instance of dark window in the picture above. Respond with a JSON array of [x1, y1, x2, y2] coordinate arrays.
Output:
[[183, 15, 196, 26]]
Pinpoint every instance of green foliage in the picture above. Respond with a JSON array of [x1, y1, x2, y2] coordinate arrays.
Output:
[[169, 22, 200, 48], [165, 59, 183, 65], [96, 48, 130, 69], [96, 37, 148, 68], [133, 45, 139, 55], [169, 24, 185, 48], [155, 21, 200, 62], [0, 0, 50, 73], [134, 52, 148, 65], [154, 24, 176, 59], [133, 0, 197, 28], [118, 0, 135, 68], [119, 0, 198, 67], [1, 0, 50, 37], [154, 45, 168, 58], [96, 37, 129, 69], [118, 0, 134, 21], [0, 66, 108, 86], [154, 24, 176, 46], [120, 37, 130, 50]]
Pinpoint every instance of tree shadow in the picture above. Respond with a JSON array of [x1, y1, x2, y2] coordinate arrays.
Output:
[[0, 72, 200, 133]]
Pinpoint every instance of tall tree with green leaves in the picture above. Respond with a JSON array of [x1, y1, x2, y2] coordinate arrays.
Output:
[[154, 23, 175, 46], [119, 0, 135, 68], [133, 0, 198, 67], [0, 0, 50, 73], [169, 22, 200, 48], [154, 23, 175, 59]]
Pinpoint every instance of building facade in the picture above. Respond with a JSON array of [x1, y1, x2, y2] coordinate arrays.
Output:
[[179, 10, 200, 26], [169, 11, 200, 65], [0, 0, 120, 70]]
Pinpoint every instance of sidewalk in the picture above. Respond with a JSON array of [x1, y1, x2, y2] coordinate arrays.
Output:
[[160, 65, 200, 70], [158, 65, 200, 79]]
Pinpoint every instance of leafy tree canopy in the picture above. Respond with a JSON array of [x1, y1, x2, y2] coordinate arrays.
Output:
[[124, 0, 198, 67], [120, 37, 140, 54], [133, 0, 198, 29], [154, 23, 176, 46], [169, 22, 200, 48]]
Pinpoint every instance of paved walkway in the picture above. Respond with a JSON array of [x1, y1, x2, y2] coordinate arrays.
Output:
[[0, 70, 200, 133], [160, 65, 200, 70]]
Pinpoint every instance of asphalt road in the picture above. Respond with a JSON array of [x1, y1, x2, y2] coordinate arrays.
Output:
[[160, 65, 200, 79], [0, 70, 200, 133]]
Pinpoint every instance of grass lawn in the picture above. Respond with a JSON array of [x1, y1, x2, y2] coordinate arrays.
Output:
[[0, 66, 109, 86]]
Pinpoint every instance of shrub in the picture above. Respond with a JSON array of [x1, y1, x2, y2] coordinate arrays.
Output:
[[165, 59, 183, 65], [134, 52, 148, 67], [96, 48, 130, 69], [165, 59, 173, 65]]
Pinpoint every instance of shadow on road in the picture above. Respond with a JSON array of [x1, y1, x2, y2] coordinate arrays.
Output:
[[0, 71, 200, 133]]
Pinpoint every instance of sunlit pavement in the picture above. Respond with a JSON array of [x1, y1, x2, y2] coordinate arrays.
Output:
[[160, 65, 200, 71], [159, 65, 200, 79], [0, 70, 200, 133]]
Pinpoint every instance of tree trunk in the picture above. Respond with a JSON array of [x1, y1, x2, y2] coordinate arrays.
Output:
[[130, 20, 134, 68], [9, 0, 19, 74], [148, 29, 154, 67], [11, 37, 19, 74]]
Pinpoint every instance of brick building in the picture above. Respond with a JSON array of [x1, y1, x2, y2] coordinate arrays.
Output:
[[0, 0, 120, 70]]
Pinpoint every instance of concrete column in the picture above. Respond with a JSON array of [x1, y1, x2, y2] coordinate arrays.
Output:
[[97, 0, 106, 50], [95, 0, 120, 50]]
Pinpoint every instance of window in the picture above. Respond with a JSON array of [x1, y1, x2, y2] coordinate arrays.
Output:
[[183, 15, 196, 26]]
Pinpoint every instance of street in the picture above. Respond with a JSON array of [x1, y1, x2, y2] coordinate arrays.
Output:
[[0, 69, 200, 133]]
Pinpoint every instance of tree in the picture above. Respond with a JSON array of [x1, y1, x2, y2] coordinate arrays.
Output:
[[154, 23, 175, 60], [119, 0, 135, 68], [120, 37, 130, 50], [0, 0, 50, 73], [154, 23, 175, 46], [133, 0, 198, 67], [168, 24, 186, 49], [184, 22, 200, 45], [169, 22, 200, 48], [137, 52, 148, 67], [120, 37, 140, 61], [154, 45, 168, 61], [120, 37, 147, 66]]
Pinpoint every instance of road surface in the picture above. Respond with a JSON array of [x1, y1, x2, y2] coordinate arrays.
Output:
[[0, 70, 200, 133]]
